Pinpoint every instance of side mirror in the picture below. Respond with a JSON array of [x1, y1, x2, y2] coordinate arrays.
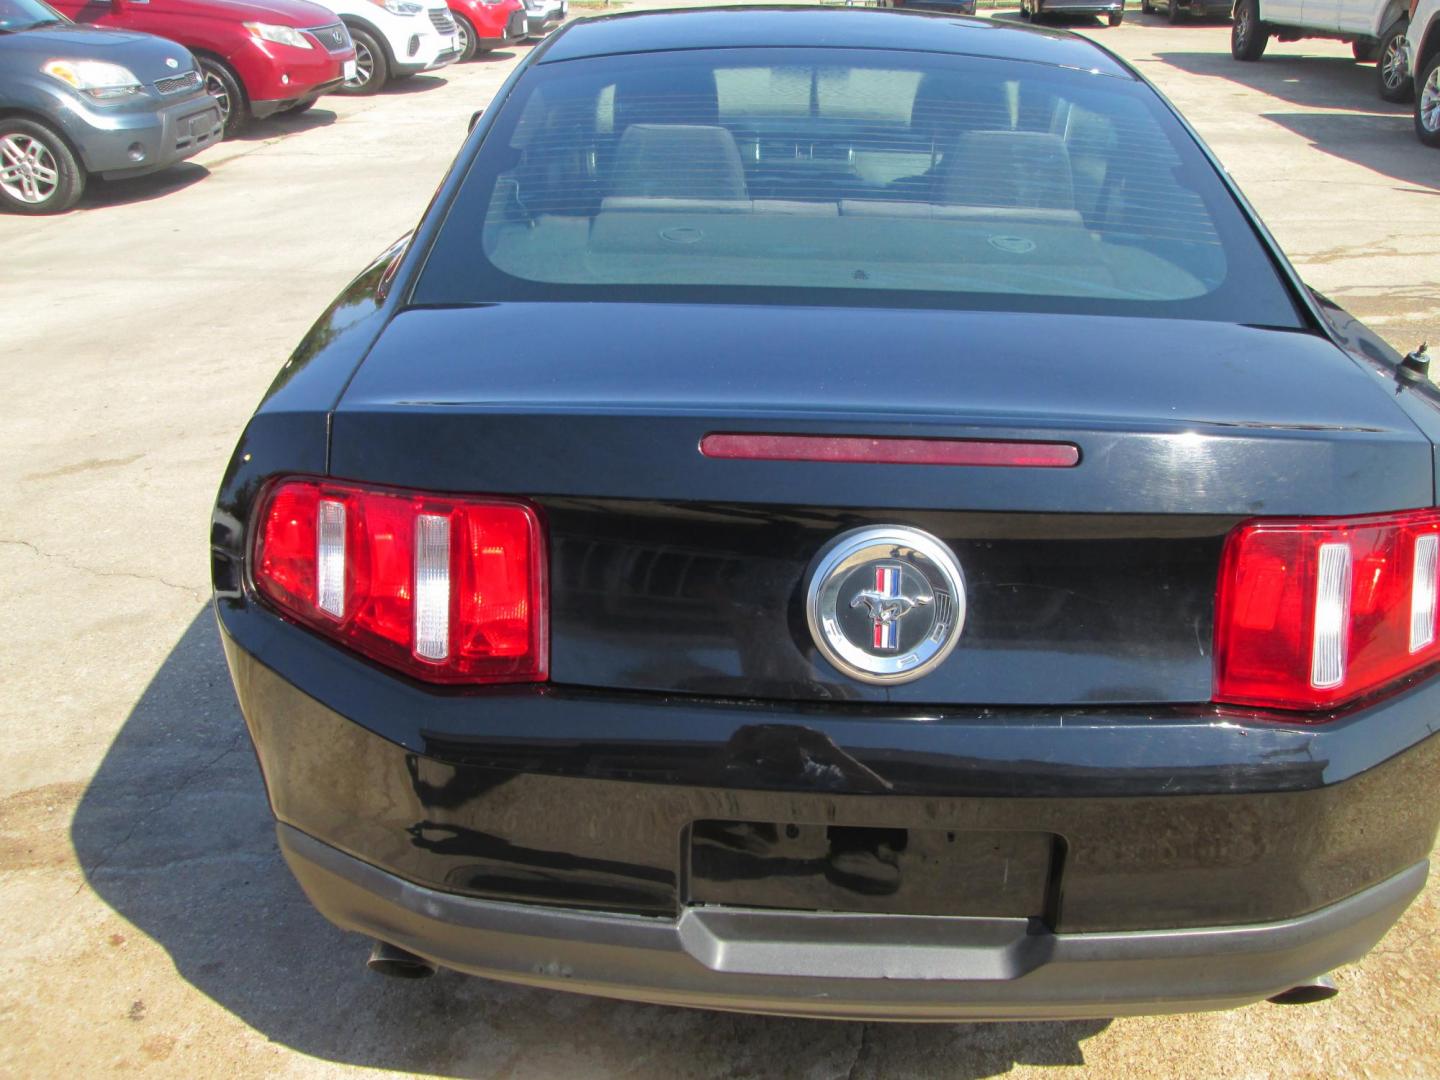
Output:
[[468, 109, 483, 134]]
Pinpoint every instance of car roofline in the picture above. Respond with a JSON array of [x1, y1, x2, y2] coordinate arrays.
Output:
[[534, 40, 1138, 81], [535, 5, 1132, 76]]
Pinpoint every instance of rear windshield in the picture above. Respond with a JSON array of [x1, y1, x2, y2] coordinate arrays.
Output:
[[413, 47, 1303, 324]]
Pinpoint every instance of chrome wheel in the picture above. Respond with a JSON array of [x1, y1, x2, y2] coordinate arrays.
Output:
[[1380, 37, 1407, 91], [204, 70, 232, 123], [1234, 6, 1251, 49], [0, 134, 59, 205], [347, 40, 375, 89], [456, 18, 470, 55], [1423, 65, 1440, 134]]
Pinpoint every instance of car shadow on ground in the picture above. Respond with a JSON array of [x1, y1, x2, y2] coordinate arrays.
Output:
[[71, 610, 1110, 1078], [991, 9, 1225, 28], [79, 162, 211, 211], [384, 74, 449, 95], [227, 107, 341, 143], [1129, 10, 1231, 24], [989, 10, 1112, 27], [465, 49, 521, 63], [1154, 51, 1435, 190]]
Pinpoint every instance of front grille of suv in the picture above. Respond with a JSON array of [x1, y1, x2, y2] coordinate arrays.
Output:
[[428, 8, 456, 34], [154, 70, 202, 96], [308, 23, 351, 52]]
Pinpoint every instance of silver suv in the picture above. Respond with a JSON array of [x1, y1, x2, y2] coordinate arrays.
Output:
[[1231, 0, 1416, 103], [1407, 0, 1440, 143]]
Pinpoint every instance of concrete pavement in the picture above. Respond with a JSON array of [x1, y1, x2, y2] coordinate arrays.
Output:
[[0, 10, 1437, 1078]]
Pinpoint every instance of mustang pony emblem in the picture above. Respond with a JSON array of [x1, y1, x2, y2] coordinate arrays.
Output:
[[806, 526, 966, 685], [850, 566, 931, 650]]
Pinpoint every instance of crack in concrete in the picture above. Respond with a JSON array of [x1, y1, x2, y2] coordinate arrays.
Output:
[[842, 1022, 869, 1080], [0, 537, 206, 603], [73, 731, 249, 896], [1372, 924, 1440, 960]]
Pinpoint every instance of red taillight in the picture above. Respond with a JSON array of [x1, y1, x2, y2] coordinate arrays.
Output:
[[253, 478, 547, 685], [1215, 509, 1440, 711]]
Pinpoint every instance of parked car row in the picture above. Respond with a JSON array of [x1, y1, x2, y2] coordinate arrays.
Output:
[[1232, 0, 1440, 147], [0, 0, 562, 213]]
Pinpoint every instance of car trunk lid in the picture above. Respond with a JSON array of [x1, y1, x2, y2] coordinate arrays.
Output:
[[328, 303, 1431, 705]]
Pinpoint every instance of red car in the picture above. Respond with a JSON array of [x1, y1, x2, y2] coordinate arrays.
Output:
[[49, 0, 356, 136], [449, 0, 525, 61]]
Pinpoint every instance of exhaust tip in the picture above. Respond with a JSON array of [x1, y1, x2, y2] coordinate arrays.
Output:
[[1267, 974, 1338, 1006], [367, 941, 437, 980]]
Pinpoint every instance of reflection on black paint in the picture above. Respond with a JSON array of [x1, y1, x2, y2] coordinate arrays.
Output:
[[717, 724, 893, 792], [402, 750, 675, 911]]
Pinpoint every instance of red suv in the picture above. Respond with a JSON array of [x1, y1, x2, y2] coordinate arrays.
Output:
[[449, 0, 525, 61], [49, 0, 356, 135]]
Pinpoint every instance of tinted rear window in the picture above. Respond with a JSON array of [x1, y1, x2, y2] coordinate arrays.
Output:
[[413, 47, 1303, 324]]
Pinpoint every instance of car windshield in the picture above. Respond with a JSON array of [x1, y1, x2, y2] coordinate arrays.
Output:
[[413, 47, 1304, 324], [0, 0, 69, 31]]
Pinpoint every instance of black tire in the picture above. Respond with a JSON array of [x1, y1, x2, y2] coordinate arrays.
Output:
[[1168, 0, 1183, 21], [199, 57, 249, 137], [1376, 19, 1413, 103], [1351, 40, 1379, 62], [1417, 51, 1440, 148], [454, 12, 478, 62], [1019, 0, 1031, 18], [0, 118, 83, 215], [1231, 0, 1268, 60], [340, 27, 389, 95], [1109, 8, 1124, 24], [1141, 0, 1153, 13]]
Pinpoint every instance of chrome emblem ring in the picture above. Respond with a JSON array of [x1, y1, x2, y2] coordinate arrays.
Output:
[[805, 525, 966, 685]]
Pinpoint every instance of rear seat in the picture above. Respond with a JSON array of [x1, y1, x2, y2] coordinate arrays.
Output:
[[595, 126, 1082, 225], [940, 130, 1078, 211], [838, 201, 1082, 226], [600, 197, 837, 216], [611, 124, 749, 201]]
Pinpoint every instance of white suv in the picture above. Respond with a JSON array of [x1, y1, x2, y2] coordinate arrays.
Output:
[[1231, 0, 1415, 103], [319, 0, 461, 95], [1407, 0, 1440, 143], [522, 0, 566, 39]]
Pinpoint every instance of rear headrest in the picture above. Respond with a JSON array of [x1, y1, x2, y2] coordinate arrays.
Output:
[[910, 72, 1011, 145], [940, 131, 1076, 210], [611, 124, 748, 201], [613, 67, 720, 129]]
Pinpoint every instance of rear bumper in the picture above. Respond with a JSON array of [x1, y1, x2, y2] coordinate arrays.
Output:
[[281, 825, 1426, 1020], [219, 600, 1440, 1015]]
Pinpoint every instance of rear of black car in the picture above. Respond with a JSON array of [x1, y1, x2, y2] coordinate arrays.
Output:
[[212, 9, 1440, 1019]]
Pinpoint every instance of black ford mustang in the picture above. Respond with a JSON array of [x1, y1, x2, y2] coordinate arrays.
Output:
[[213, 6, 1440, 1020]]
